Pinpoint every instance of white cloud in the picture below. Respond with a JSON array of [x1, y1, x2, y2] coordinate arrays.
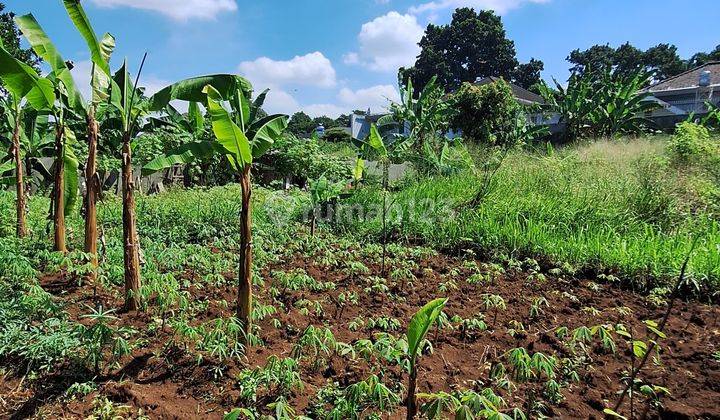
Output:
[[262, 89, 301, 116], [338, 85, 398, 113], [304, 104, 347, 119], [345, 11, 424, 72], [239, 52, 337, 90], [409, 0, 550, 15], [89, 0, 237, 21], [342, 52, 360, 65], [261, 88, 343, 118], [260, 84, 399, 119]]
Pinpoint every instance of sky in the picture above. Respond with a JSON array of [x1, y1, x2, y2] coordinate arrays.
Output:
[[5, 0, 720, 118]]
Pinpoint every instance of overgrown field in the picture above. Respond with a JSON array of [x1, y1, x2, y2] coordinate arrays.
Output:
[[339, 138, 720, 296], [1, 138, 720, 419]]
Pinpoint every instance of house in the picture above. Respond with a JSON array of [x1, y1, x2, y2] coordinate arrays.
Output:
[[350, 110, 409, 140], [643, 61, 720, 127]]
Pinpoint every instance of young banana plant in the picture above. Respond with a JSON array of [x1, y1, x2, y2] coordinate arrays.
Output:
[[144, 75, 287, 337], [0, 34, 54, 238], [308, 175, 345, 236], [406, 298, 448, 420], [145, 101, 206, 185], [353, 123, 409, 274], [107, 58, 149, 312], [62, 0, 116, 270], [15, 13, 85, 252]]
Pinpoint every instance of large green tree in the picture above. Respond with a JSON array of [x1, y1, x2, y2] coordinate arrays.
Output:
[[287, 111, 314, 136], [312, 115, 339, 130], [568, 42, 687, 82], [0, 3, 39, 70], [644, 43, 688, 80], [399, 8, 543, 92], [689, 44, 720, 68]]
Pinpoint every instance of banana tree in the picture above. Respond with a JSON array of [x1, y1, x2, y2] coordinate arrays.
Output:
[[382, 75, 451, 156], [0, 36, 54, 238], [63, 0, 116, 269], [308, 175, 345, 236], [1, 106, 55, 189], [15, 13, 84, 252], [19, 110, 54, 187], [144, 76, 286, 337], [145, 101, 206, 185], [103, 58, 148, 312], [353, 123, 409, 274], [406, 298, 448, 420]]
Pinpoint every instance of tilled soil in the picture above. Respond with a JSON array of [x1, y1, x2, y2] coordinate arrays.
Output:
[[1, 249, 719, 419]]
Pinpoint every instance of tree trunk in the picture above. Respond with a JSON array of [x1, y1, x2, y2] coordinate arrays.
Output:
[[381, 161, 389, 275], [53, 123, 66, 253], [121, 132, 141, 311], [406, 365, 418, 420], [13, 112, 27, 238], [84, 111, 99, 269], [237, 164, 253, 340], [310, 208, 316, 236]]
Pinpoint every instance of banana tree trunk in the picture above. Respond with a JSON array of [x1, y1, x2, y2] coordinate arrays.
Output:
[[237, 164, 253, 339], [406, 365, 418, 420], [310, 207, 316, 236], [53, 123, 66, 253], [121, 132, 141, 311], [84, 111, 99, 269], [13, 112, 27, 238], [381, 161, 389, 275]]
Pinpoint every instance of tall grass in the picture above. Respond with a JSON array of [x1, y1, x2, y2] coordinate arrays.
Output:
[[336, 137, 720, 293]]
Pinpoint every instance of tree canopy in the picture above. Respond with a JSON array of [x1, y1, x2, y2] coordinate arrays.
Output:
[[0, 3, 39, 70], [287, 111, 314, 136], [399, 8, 543, 92], [568, 42, 719, 83]]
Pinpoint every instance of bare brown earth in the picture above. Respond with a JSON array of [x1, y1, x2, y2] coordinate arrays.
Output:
[[1, 245, 719, 419]]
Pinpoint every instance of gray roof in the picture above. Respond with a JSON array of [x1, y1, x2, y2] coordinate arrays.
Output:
[[475, 76, 545, 105], [646, 61, 720, 93]]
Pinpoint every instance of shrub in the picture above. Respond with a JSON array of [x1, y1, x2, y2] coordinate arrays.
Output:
[[265, 134, 351, 183], [322, 127, 353, 143], [667, 122, 716, 165], [450, 79, 522, 146]]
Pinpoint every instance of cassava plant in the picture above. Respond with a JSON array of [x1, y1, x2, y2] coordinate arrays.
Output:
[[144, 75, 287, 338], [406, 298, 448, 419]]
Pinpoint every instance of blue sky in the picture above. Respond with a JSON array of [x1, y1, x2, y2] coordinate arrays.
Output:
[[5, 0, 719, 117]]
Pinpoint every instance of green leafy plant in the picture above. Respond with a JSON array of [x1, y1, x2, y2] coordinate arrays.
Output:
[[62, 0, 115, 271], [481, 293, 506, 327], [308, 174, 345, 236], [76, 305, 132, 374], [0, 16, 77, 248], [405, 297, 448, 419], [538, 68, 656, 141], [145, 75, 288, 336]]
